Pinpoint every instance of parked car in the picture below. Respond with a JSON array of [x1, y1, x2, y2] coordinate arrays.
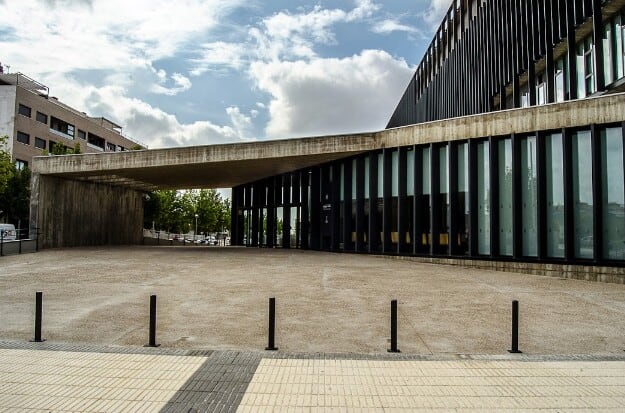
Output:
[[0, 224, 16, 242], [206, 236, 218, 245]]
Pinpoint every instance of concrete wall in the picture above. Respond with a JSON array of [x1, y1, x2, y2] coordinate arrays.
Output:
[[31, 174, 143, 248], [0, 86, 16, 153]]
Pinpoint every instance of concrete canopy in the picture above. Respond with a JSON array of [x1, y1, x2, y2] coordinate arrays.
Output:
[[31, 133, 378, 191], [31, 92, 625, 191]]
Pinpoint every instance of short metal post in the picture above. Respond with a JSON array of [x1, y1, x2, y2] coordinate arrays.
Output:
[[388, 299, 400, 353], [30, 291, 45, 342], [145, 295, 159, 347], [265, 297, 277, 350], [508, 300, 522, 353]]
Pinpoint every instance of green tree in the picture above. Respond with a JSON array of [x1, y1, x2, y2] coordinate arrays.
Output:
[[0, 136, 13, 196], [144, 188, 231, 235], [0, 136, 30, 232]]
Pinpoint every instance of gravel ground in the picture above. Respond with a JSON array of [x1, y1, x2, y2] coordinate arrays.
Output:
[[0, 246, 624, 355]]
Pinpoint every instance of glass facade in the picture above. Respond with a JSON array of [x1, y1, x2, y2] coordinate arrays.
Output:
[[233, 124, 625, 267], [546, 133, 565, 258], [498, 139, 513, 256], [601, 127, 625, 260], [572, 130, 594, 259], [477, 142, 490, 255], [521, 136, 538, 257]]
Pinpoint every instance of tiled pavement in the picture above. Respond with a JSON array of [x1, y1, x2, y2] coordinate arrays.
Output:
[[0, 341, 624, 412]]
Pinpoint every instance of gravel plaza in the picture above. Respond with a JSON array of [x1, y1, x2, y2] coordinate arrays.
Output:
[[0, 246, 624, 355], [1, 246, 625, 412]]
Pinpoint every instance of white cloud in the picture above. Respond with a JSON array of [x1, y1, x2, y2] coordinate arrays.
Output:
[[151, 72, 192, 96], [423, 0, 452, 28], [0, 0, 245, 78], [372, 19, 421, 35], [190, 42, 247, 76], [250, 49, 414, 139]]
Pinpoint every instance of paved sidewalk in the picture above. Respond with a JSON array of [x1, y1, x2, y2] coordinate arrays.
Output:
[[0, 341, 624, 412]]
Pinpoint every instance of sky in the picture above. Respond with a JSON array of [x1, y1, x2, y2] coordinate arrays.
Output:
[[0, 0, 451, 151]]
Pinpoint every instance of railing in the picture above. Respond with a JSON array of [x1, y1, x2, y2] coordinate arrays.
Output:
[[0, 228, 39, 257]]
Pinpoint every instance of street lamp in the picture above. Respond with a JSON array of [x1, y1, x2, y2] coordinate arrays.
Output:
[[194, 214, 199, 242]]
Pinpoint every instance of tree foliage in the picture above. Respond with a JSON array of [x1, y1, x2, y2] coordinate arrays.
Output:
[[144, 189, 230, 235], [0, 135, 30, 229]]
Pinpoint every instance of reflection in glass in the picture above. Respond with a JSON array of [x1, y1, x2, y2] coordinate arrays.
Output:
[[546, 133, 565, 257], [521, 136, 538, 257], [456, 143, 469, 254], [601, 127, 625, 260], [573, 130, 594, 259], [477, 142, 490, 255], [417, 147, 431, 252], [498, 139, 513, 256], [404, 149, 415, 253], [439, 145, 449, 254]]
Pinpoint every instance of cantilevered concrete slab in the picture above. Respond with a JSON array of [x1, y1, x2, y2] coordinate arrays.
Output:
[[31, 93, 625, 192], [29, 93, 625, 248]]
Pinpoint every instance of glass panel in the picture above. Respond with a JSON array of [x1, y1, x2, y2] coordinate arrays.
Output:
[[616, 15, 625, 79], [577, 41, 587, 98], [439, 145, 449, 254], [364, 157, 370, 199], [456, 143, 469, 254], [604, 22, 614, 85], [418, 147, 431, 252], [498, 139, 513, 256], [573, 130, 594, 259], [340, 164, 345, 202], [391, 150, 399, 197], [555, 57, 567, 102], [352, 159, 357, 200], [377, 153, 384, 198], [477, 142, 490, 255], [521, 136, 538, 257], [422, 147, 431, 196], [276, 207, 283, 247], [601, 127, 625, 260], [546, 133, 565, 258], [407, 149, 415, 196]]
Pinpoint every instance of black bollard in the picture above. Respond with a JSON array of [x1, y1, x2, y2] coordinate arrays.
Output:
[[145, 295, 160, 347], [508, 300, 522, 353], [30, 291, 45, 342], [265, 297, 278, 350], [388, 299, 400, 353]]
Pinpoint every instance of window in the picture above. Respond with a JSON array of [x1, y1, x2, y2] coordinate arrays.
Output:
[[36, 111, 48, 124], [498, 138, 513, 256], [50, 116, 75, 138], [546, 133, 565, 258], [77, 129, 86, 140], [555, 57, 568, 102], [106, 142, 116, 152], [18, 104, 31, 118], [521, 136, 538, 257], [572, 130, 594, 259], [16, 131, 30, 145], [600, 127, 625, 260], [576, 36, 595, 98], [35, 137, 46, 149], [477, 141, 490, 255], [535, 73, 546, 105], [15, 159, 28, 171], [87, 132, 105, 150]]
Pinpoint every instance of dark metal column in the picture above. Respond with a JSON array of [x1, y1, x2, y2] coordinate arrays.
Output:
[[355, 157, 365, 252]]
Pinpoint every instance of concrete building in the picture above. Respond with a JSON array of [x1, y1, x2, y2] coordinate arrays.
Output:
[[0, 70, 144, 170], [27, 0, 625, 283]]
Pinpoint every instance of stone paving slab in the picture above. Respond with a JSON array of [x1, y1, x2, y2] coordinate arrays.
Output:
[[0, 341, 624, 412]]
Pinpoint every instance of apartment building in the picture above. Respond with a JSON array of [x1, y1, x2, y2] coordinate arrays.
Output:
[[0, 71, 144, 170]]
